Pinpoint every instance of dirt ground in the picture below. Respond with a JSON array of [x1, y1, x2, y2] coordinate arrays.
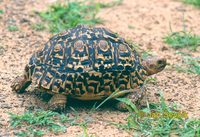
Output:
[[0, 0, 200, 136]]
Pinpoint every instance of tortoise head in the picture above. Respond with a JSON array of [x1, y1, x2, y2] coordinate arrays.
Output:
[[142, 56, 167, 76]]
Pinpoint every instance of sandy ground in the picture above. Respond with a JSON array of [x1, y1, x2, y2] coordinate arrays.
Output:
[[0, 0, 200, 136]]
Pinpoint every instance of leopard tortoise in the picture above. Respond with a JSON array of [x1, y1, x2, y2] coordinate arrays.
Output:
[[11, 25, 166, 111]]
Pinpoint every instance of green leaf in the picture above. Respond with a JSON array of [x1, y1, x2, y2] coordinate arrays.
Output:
[[116, 98, 139, 113], [39, 1, 121, 33], [7, 25, 19, 32], [0, 9, 3, 14]]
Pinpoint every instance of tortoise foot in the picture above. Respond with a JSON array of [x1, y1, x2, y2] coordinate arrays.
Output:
[[48, 94, 67, 112], [11, 75, 31, 94], [115, 88, 145, 111]]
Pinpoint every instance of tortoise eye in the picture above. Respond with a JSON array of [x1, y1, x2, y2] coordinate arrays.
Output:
[[99, 40, 109, 52], [74, 40, 84, 52], [157, 60, 163, 65]]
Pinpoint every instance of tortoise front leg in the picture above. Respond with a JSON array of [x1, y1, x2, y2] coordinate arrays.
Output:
[[48, 94, 67, 112], [11, 75, 31, 94], [115, 87, 145, 111]]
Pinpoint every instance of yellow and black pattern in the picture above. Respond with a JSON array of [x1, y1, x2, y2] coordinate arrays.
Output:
[[26, 25, 147, 100]]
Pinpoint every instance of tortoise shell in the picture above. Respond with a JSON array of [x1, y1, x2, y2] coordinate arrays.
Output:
[[27, 25, 147, 100]]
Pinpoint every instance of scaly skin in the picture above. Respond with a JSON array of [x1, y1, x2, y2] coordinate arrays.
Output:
[[48, 94, 67, 112], [11, 75, 31, 94]]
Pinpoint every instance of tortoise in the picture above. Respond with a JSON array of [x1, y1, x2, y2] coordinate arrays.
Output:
[[11, 25, 166, 111]]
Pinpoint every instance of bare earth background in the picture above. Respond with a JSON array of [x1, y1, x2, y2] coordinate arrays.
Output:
[[0, 0, 200, 136]]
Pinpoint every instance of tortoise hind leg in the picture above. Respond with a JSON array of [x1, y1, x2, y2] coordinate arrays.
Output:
[[115, 87, 145, 111], [11, 75, 31, 94], [48, 94, 67, 112]]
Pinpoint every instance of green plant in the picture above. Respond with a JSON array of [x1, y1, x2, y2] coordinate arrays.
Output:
[[9, 110, 73, 137], [39, 1, 101, 33], [8, 108, 94, 137], [144, 77, 157, 85], [0, 9, 3, 14], [164, 31, 200, 51], [79, 121, 89, 137], [39, 0, 122, 33], [175, 55, 200, 75], [111, 94, 200, 136], [31, 23, 45, 31], [7, 25, 19, 32], [95, 0, 123, 8], [183, 0, 200, 7], [185, 57, 200, 74], [16, 128, 45, 137], [164, 14, 200, 51], [95, 89, 133, 110]]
